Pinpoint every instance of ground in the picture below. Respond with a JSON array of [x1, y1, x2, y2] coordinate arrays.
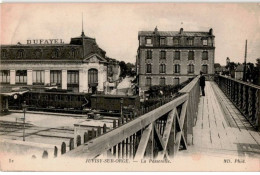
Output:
[[0, 112, 88, 145], [0, 112, 91, 161]]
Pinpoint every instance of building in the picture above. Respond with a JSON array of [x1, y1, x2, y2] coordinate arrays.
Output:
[[235, 64, 244, 80], [136, 27, 215, 94], [0, 30, 120, 94]]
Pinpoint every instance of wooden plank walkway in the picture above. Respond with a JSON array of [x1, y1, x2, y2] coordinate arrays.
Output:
[[179, 81, 260, 158]]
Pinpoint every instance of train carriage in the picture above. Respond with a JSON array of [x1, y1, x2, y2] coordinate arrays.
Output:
[[91, 94, 140, 112]]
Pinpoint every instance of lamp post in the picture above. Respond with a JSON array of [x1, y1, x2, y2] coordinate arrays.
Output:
[[21, 101, 28, 141]]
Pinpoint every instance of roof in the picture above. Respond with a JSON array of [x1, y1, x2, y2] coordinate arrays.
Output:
[[1, 44, 80, 48], [0, 32, 107, 61], [138, 31, 212, 37]]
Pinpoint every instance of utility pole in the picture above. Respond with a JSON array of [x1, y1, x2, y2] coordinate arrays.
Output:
[[243, 40, 247, 82]]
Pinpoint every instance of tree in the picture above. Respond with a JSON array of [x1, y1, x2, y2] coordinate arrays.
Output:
[[119, 61, 136, 78], [252, 58, 260, 85], [225, 62, 238, 78], [119, 61, 127, 78]]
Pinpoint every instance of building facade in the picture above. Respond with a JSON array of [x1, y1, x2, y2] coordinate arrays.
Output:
[[136, 27, 215, 93], [0, 31, 120, 94]]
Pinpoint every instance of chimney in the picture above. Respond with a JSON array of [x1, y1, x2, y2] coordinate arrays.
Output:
[[209, 28, 213, 35], [179, 28, 183, 34]]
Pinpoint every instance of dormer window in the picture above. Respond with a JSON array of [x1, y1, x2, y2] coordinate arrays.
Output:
[[187, 38, 194, 46], [173, 38, 180, 45], [1, 49, 7, 58], [160, 37, 166, 46], [52, 49, 59, 58], [202, 39, 208, 46], [17, 50, 24, 58], [71, 49, 77, 58], [35, 49, 42, 59], [145, 38, 152, 45]]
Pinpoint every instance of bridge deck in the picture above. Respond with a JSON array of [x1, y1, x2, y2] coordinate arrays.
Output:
[[182, 81, 260, 158]]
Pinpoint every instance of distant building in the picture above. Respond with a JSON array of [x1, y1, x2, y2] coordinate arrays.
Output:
[[136, 27, 215, 94], [235, 64, 244, 80], [0, 30, 120, 94]]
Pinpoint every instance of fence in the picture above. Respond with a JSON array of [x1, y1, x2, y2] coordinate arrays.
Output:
[[215, 75, 260, 131], [59, 76, 200, 160]]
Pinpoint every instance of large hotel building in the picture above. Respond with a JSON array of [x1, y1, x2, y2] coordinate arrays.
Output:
[[136, 27, 215, 94], [0, 31, 120, 94]]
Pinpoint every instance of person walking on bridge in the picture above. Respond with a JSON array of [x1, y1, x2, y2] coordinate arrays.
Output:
[[200, 71, 206, 96]]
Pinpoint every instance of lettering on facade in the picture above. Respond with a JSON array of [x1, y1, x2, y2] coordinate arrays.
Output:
[[26, 39, 64, 45]]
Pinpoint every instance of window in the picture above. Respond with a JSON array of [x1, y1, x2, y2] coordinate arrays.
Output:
[[188, 64, 194, 73], [173, 38, 180, 45], [88, 69, 98, 86], [159, 64, 166, 73], [145, 38, 152, 45], [202, 39, 208, 46], [71, 49, 77, 58], [0, 70, 10, 83], [188, 38, 194, 46], [35, 50, 42, 59], [173, 78, 180, 85], [174, 51, 180, 60], [188, 51, 194, 60], [160, 51, 166, 59], [146, 77, 152, 86], [16, 70, 27, 84], [52, 49, 59, 58], [67, 70, 79, 84], [202, 51, 208, 60], [202, 65, 208, 74], [174, 64, 180, 73], [146, 64, 152, 73], [1, 49, 7, 58], [160, 77, 166, 86], [146, 50, 152, 59], [160, 38, 166, 45], [50, 70, 62, 85], [17, 50, 24, 58], [33, 70, 45, 84]]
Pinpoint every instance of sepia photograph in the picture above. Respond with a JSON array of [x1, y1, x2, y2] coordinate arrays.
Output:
[[0, 2, 259, 172]]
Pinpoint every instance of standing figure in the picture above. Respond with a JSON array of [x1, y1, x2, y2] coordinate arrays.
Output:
[[200, 71, 206, 96]]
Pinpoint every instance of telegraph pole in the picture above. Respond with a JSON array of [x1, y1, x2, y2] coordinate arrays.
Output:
[[243, 40, 247, 82]]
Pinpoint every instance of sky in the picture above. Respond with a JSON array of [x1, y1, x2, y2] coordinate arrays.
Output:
[[1, 3, 260, 65]]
